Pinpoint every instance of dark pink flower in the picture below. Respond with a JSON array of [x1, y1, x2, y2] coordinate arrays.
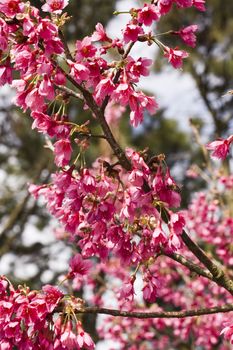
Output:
[[158, 0, 173, 15], [54, 139, 72, 167], [193, 0, 206, 11], [175, 25, 198, 48], [138, 4, 160, 26], [206, 136, 233, 159], [75, 37, 97, 61], [221, 324, 233, 344], [0, 64, 12, 86], [164, 46, 189, 68], [68, 254, 92, 279], [142, 271, 160, 303], [123, 24, 144, 44], [175, 0, 192, 8]]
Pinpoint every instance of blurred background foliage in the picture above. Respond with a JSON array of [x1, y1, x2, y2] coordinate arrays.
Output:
[[0, 0, 232, 345]]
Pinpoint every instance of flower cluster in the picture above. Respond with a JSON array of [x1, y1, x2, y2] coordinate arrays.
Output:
[[3, 0, 233, 349], [0, 277, 94, 349]]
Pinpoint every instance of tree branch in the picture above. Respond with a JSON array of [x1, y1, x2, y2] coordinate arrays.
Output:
[[56, 34, 233, 297], [76, 304, 233, 319], [164, 251, 213, 281], [181, 230, 233, 295]]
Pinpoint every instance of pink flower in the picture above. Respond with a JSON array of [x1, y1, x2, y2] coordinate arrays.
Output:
[[60, 321, 78, 349], [206, 136, 233, 159], [95, 77, 115, 103], [38, 75, 54, 100], [68, 254, 92, 279], [0, 64, 12, 86], [175, 25, 198, 48], [123, 24, 144, 44], [42, 285, 63, 312], [92, 23, 111, 42], [0, 0, 22, 18], [42, 0, 69, 14], [221, 324, 233, 344], [127, 57, 152, 82], [158, 0, 173, 15], [174, 0, 192, 8], [0, 18, 8, 51], [164, 46, 189, 68], [25, 88, 45, 112], [193, 0, 206, 11], [142, 271, 160, 303], [75, 37, 97, 61], [54, 139, 72, 167], [138, 4, 160, 26], [68, 60, 90, 83], [76, 322, 95, 349]]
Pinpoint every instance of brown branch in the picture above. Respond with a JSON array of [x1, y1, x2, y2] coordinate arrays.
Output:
[[76, 304, 233, 319], [164, 251, 213, 281], [56, 33, 233, 297], [181, 230, 233, 295]]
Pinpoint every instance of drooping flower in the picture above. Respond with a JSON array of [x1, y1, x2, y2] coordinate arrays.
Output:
[[164, 46, 189, 68], [193, 0, 206, 11], [54, 139, 72, 167], [123, 24, 144, 44], [206, 136, 233, 160], [68, 253, 92, 279], [175, 25, 198, 48]]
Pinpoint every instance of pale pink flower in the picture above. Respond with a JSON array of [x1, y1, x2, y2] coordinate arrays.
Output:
[[42, 0, 69, 14], [92, 23, 111, 42]]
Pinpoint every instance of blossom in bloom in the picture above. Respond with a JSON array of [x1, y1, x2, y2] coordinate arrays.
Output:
[[0, 18, 8, 52], [0, 0, 22, 18], [68, 253, 92, 279], [42, 0, 69, 14], [68, 60, 90, 83], [54, 139, 72, 167], [92, 23, 111, 42], [206, 135, 233, 159], [0, 64, 12, 86], [137, 4, 160, 26], [76, 322, 95, 349], [175, 0, 193, 8], [142, 271, 160, 303], [193, 0, 206, 11], [75, 37, 97, 61], [221, 324, 233, 344], [175, 25, 198, 47], [123, 24, 144, 44], [164, 47, 189, 68], [95, 77, 115, 103], [157, 0, 173, 15]]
